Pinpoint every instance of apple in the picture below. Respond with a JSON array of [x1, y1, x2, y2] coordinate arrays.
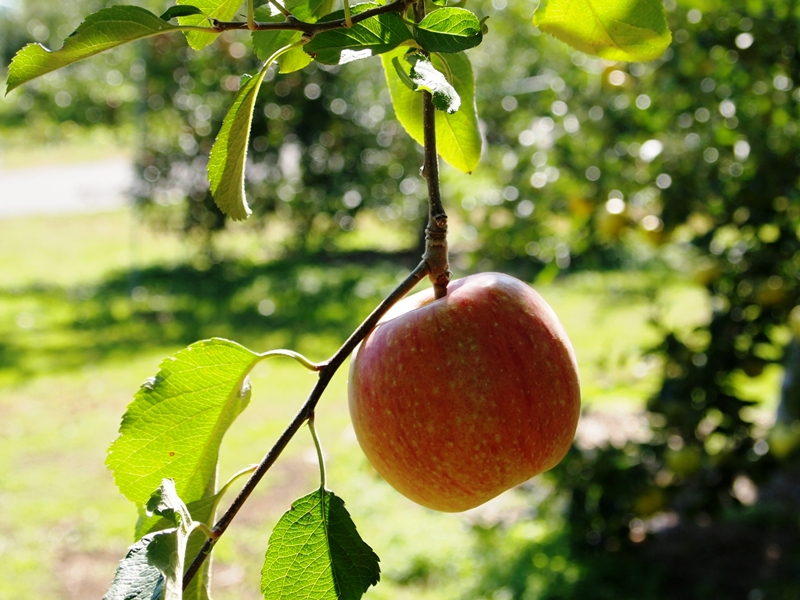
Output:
[[348, 272, 581, 512]]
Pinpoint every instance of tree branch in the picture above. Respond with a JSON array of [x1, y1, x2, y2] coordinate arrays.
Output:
[[415, 0, 450, 299], [210, 0, 415, 36], [183, 259, 430, 589]]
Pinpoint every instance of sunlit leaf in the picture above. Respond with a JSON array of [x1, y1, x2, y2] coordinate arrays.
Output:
[[382, 48, 481, 173], [107, 339, 259, 507], [305, 3, 412, 65], [413, 7, 482, 53], [261, 490, 380, 600], [5, 6, 181, 93], [288, 0, 336, 21], [208, 65, 271, 219], [533, 0, 671, 61], [252, 7, 304, 70], [250, 0, 336, 73], [178, 0, 242, 50]]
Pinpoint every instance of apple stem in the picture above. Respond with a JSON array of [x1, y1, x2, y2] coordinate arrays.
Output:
[[415, 0, 450, 300]]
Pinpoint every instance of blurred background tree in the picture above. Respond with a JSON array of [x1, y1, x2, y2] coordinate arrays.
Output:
[[2, 0, 800, 598]]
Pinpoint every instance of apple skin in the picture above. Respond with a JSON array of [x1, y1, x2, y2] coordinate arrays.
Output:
[[348, 272, 581, 512]]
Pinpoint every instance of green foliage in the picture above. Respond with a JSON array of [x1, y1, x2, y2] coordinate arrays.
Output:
[[382, 48, 480, 172], [401, 53, 461, 113], [208, 64, 272, 220], [261, 489, 381, 600], [107, 339, 258, 507], [161, 6, 207, 21], [412, 8, 483, 54], [533, 0, 671, 61], [251, 8, 305, 70], [305, 5, 412, 65], [104, 479, 203, 600], [103, 534, 165, 600], [5, 6, 182, 93], [177, 0, 241, 50], [143, 480, 199, 600]]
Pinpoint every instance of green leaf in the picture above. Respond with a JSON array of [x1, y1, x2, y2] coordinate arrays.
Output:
[[405, 53, 461, 114], [305, 3, 411, 65], [208, 63, 271, 220], [145, 480, 199, 600], [5, 6, 181, 93], [105, 480, 202, 600], [413, 7, 482, 53], [161, 5, 206, 21], [251, 0, 336, 72], [107, 339, 259, 507], [288, 0, 336, 21], [251, 8, 302, 64], [277, 46, 314, 74], [178, 0, 241, 50], [261, 490, 380, 600], [133, 466, 254, 600], [146, 479, 193, 526], [382, 48, 481, 173], [532, 0, 671, 62], [103, 535, 164, 600]]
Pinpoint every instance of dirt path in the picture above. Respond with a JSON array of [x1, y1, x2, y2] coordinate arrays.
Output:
[[0, 157, 134, 219]]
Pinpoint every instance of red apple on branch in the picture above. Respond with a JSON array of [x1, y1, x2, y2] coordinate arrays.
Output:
[[348, 272, 581, 512]]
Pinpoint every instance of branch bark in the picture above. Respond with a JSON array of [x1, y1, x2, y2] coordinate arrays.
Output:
[[183, 0, 452, 585], [209, 0, 415, 36], [415, 0, 451, 299], [183, 260, 430, 589]]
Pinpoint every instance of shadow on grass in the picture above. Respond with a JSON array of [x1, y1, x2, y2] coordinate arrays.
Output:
[[0, 250, 421, 383]]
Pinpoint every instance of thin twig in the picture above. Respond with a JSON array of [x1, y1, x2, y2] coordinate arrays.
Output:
[[210, 0, 414, 36], [183, 260, 430, 589]]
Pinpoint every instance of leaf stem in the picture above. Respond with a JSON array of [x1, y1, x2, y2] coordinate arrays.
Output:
[[258, 349, 321, 371], [343, 0, 353, 28], [183, 260, 430, 590], [308, 412, 326, 490], [247, 0, 256, 30]]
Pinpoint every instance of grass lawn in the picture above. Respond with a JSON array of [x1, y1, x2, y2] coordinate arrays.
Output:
[[1, 208, 772, 599]]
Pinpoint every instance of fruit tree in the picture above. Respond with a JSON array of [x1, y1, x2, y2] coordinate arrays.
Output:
[[4, 0, 670, 598]]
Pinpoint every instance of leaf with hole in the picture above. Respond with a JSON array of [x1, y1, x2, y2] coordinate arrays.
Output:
[[305, 3, 412, 65], [412, 7, 483, 53], [382, 48, 481, 173], [261, 489, 380, 600], [532, 0, 671, 62], [5, 6, 184, 93]]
